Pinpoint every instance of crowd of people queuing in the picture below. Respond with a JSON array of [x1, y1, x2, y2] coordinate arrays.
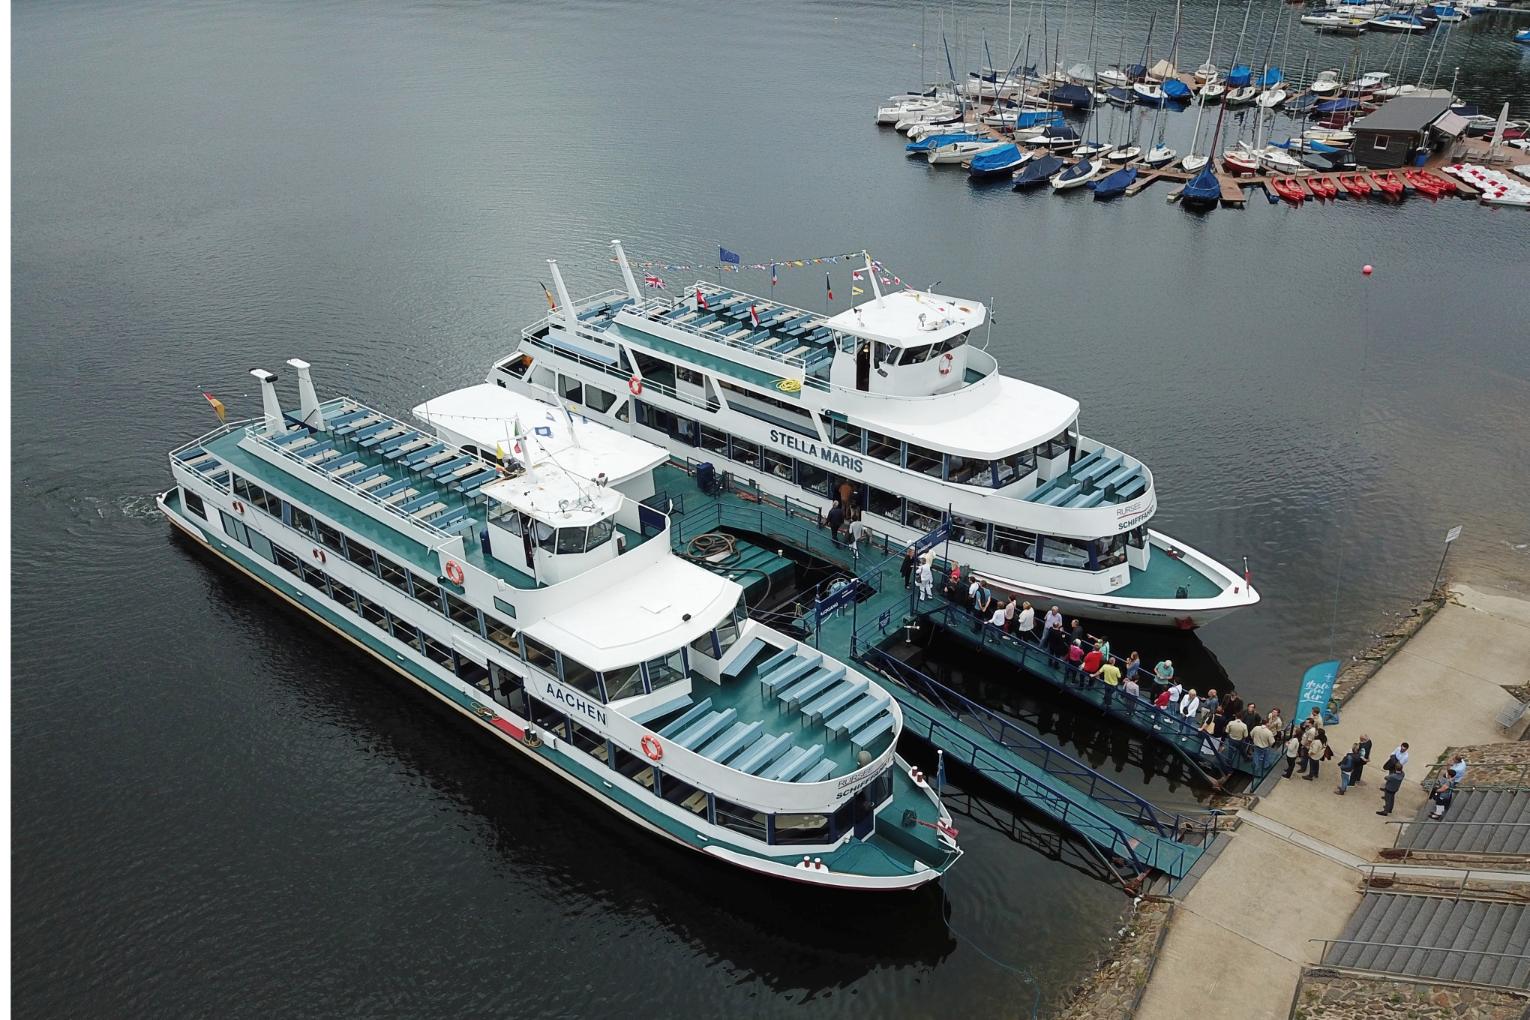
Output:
[[906, 556, 1464, 815]]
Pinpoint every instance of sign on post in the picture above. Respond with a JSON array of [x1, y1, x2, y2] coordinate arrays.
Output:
[[1445, 525, 1463, 544]]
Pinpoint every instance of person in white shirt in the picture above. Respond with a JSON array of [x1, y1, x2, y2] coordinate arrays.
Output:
[[917, 557, 934, 601], [1389, 743, 1410, 771], [989, 606, 1007, 628], [1017, 601, 1036, 639], [1044, 606, 1063, 635], [1003, 597, 1017, 631], [967, 578, 981, 609], [1167, 682, 1183, 707], [1179, 690, 1200, 721]]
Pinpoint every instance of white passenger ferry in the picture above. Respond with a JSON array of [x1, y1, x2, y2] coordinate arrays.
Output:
[[159, 359, 960, 890], [486, 243, 1260, 629]]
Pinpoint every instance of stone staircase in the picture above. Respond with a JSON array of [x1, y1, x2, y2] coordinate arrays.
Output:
[[1323, 892, 1530, 989], [1395, 789, 1530, 857]]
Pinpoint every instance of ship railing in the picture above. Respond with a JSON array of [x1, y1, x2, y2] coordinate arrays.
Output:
[[170, 417, 260, 493], [243, 414, 456, 541]]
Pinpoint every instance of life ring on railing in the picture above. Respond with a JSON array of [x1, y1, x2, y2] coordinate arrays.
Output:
[[232, 500, 245, 514], [938, 351, 954, 376], [312, 547, 326, 564], [629, 375, 643, 396], [641, 734, 664, 761], [444, 560, 466, 586]]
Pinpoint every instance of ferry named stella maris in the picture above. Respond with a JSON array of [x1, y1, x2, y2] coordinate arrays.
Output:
[[486, 242, 1260, 629], [160, 359, 960, 890]]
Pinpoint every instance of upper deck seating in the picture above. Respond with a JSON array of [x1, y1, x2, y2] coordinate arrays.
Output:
[[768, 744, 826, 782], [674, 708, 738, 750], [628, 693, 692, 727], [719, 636, 767, 679], [800, 760, 838, 782], [325, 408, 372, 432], [732, 732, 796, 776], [333, 413, 385, 437], [322, 453, 364, 476], [658, 698, 716, 739], [697, 721, 763, 764]]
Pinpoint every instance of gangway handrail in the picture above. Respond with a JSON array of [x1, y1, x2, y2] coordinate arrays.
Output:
[[863, 646, 1211, 842], [1309, 936, 1530, 963]]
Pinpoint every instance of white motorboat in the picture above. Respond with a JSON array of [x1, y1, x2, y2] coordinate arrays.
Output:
[[1309, 70, 1342, 94], [1106, 144, 1144, 163], [877, 98, 945, 124], [1256, 145, 1305, 173], [1051, 159, 1104, 190], [1225, 86, 1258, 106], [1133, 83, 1167, 104], [1345, 71, 1390, 94], [1255, 88, 1289, 108], [1200, 81, 1227, 101], [1143, 145, 1178, 168], [1304, 127, 1355, 146], [1181, 153, 1209, 172], [1098, 66, 1131, 88], [894, 106, 960, 133], [493, 245, 1263, 629]]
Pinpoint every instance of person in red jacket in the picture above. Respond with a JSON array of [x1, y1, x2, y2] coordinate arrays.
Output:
[[1081, 646, 1104, 683]]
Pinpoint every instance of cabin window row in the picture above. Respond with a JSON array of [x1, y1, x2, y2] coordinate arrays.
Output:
[[828, 417, 1077, 489], [230, 474, 518, 649], [530, 691, 891, 847], [261, 539, 495, 690]]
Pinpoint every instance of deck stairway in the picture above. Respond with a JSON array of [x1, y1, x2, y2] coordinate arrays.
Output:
[[1026, 446, 1148, 508], [1323, 893, 1530, 989], [1395, 790, 1530, 857], [922, 602, 1261, 784]]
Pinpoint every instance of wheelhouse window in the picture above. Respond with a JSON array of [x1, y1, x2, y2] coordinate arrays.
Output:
[[182, 489, 206, 519], [905, 444, 943, 479], [773, 811, 831, 845], [1038, 429, 1074, 459], [993, 525, 1038, 560], [865, 485, 903, 522], [559, 375, 583, 405], [1096, 533, 1128, 568], [601, 663, 644, 702], [561, 656, 602, 700], [945, 453, 984, 486], [585, 386, 617, 413], [993, 448, 1038, 487], [643, 648, 687, 694], [866, 431, 902, 466], [585, 518, 615, 550], [523, 635, 558, 676], [555, 526, 589, 555]]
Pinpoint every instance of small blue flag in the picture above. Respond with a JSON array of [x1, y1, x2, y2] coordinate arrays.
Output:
[[533, 425, 553, 437], [719, 247, 741, 265]]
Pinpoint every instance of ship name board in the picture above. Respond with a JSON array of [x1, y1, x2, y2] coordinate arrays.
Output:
[[768, 429, 865, 474], [543, 679, 608, 727], [1115, 495, 1155, 533]]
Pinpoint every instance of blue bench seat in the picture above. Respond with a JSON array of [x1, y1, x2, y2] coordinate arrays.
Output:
[[754, 643, 799, 676], [719, 637, 767, 679], [325, 408, 372, 431], [802, 678, 868, 724], [373, 479, 413, 499], [403, 443, 448, 467], [1075, 453, 1124, 487], [800, 760, 837, 783], [333, 414, 384, 436], [269, 428, 315, 447], [826, 696, 887, 738], [452, 468, 501, 494], [398, 492, 441, 513], [360, 427, 410, 450], [780, 666, 845, 711], [851, 714, 895, 749], [768, 744, 825, 782], [375, 431, 420, 454], [675, 709, 737, 750], [658, 698, 715, 739], [298, 440, 337, 460], [439, 516, 478, 538], [698, 721, 763, 763], [734, 733, 796, 776], [628, 693, 691, 726], [427, 506, 473, 530], [760, 652, 822, 695], [428, 456, 474, 479]]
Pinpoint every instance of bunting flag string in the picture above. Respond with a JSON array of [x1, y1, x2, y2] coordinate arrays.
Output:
[[610, 249, 909, 292]]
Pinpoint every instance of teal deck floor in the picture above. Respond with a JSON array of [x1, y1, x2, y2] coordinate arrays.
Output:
[[1116, 548, 1224, 600]]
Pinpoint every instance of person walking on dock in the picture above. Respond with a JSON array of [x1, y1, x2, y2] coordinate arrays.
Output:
[[1081, 644, 1104, 686], [1124, 652, 1141, 686], [901, 546, 916, 589], [1378, 766, 1405, 815], [848, 516, 864, 556], [1003, 596, 1018, 633], [1180, 689, 1201, 724], [1166, 680, 1183, 711], [1251, 719, 1276, 772], [1386, 742, 1410, 773], [916, 555, 934, 601], [1017, 601, 1035, 640], [1336, 743, 1359, 795], [1068, 641, 1086, 683], [1154, 659, 1175, 690], [1351, 735, 1372, 786], [1099, 656, 1121, 707], [988, 604, 1007, 629], [825, 502, 844, 545]]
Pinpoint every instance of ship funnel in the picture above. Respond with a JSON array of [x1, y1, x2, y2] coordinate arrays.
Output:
[[250, 369, 284, 435], [286, 358, 324, 429], [610, 240, 641, 303], [547, 259, 576, 328]]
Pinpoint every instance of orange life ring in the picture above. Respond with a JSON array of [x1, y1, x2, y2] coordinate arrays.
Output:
[[628, 375, 643, 396], [232, 500, 245, 514], [444, 560, 465, 586], [938, 351, 954, 376], [312, 547, 326, 564], [641, 735, 664, 761]]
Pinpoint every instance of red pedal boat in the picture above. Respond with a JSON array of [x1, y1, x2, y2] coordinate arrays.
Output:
[[1309, 176, 1339, 199], [1271, 177, 1305, 203], [1404, 170, 1442, 197], [1417, 170, 1457, 195], [1370, 170, 1405, 198], [1338, 173, 1372, 198]]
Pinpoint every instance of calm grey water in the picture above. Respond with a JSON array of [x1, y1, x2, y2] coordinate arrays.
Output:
[[13, 0, 1530, 1016]]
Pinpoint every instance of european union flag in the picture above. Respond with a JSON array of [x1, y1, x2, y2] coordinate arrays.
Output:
[[719, 247, 741, 265]]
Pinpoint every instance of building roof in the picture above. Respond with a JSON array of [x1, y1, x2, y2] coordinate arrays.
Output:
[[1352, 96, 1454, 134]]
